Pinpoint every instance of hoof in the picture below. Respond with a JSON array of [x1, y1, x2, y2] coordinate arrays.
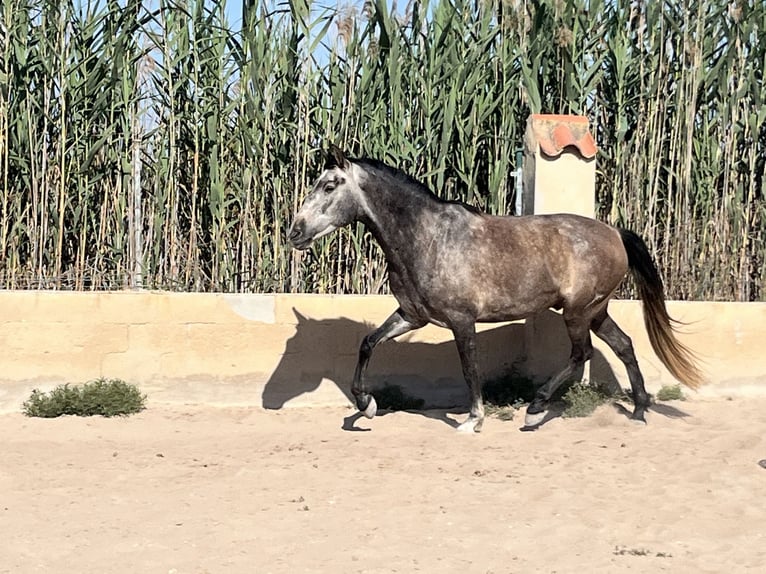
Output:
[[630, 417, 647, 426], [524, 410, 547, 428], [362, 396, 377, 419], [457, 417, 483, 433], [631, 409, 648, 425]]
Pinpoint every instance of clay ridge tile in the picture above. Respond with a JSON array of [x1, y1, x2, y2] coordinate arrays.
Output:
[[529, 114, 598, 159]]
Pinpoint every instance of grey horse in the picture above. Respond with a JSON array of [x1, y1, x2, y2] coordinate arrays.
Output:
[[288, 145, 704, 432]]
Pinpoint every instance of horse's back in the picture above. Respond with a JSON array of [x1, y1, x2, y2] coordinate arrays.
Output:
[[482, 212, 623, 259], [477, 212, 629, 313]]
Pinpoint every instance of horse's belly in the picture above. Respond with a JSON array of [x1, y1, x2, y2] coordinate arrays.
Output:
[[389, 265, 560, 326], [475, 299, 561, 323]]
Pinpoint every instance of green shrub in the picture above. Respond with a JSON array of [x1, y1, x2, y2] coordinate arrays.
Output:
[[372, 384, 425, 411], [656, 384, 684, 401], [23, 379, 146, 418], [562, 381, 611, 418]]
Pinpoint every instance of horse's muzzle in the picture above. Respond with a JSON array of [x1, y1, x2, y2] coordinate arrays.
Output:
[[288, 222, 312, 250]]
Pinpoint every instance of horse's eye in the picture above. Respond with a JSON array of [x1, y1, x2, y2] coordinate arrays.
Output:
[[324, 184, 335, 194]]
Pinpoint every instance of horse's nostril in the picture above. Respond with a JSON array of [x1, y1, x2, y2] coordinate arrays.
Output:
[[288, 222, 306, 246]]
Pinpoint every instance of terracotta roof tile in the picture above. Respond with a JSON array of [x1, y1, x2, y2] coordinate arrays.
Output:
[[528, 114, 597, 159]]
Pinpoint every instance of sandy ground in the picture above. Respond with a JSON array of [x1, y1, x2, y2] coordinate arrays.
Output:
[[1, 397, 766, 574]]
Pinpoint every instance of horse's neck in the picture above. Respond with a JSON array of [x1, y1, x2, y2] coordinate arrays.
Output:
[[360, 180, 445, 271]]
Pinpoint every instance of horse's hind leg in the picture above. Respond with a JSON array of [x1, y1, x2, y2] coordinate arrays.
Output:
[[352, 308, 423, 419], [525, 317, 592, 428], [591, 312, 651, 423]]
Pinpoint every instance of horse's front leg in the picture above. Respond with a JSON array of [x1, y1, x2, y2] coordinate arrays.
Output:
[[452, 322, 484, 433], [352, 308, 423, 419]]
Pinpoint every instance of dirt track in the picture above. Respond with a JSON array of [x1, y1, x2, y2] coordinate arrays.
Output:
[[2, 398, 765, 573]]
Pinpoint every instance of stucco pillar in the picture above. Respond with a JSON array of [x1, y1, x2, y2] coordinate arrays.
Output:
[[522, 114, 597, 217]]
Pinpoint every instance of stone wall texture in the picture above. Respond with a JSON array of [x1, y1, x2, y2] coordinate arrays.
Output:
[[0, 292, 763, 412]]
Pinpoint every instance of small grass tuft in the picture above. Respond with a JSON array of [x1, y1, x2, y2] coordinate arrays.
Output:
[[22, 378, 146, 418], [482, 373, 536, 421], [482, 373, 536, 406], [372, 384, 425, 411], [562, 381, 611, 418], [484, 403, 519, 421], [656, 384, 684, 401]]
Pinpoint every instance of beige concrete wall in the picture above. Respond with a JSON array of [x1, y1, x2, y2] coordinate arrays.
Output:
[[0, 292, 763, 412]]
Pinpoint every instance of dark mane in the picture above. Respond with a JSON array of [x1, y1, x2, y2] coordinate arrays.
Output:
[[354, 157, 482, 214]]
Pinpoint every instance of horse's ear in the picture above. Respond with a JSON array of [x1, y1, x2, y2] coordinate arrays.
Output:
[[325, 143, 349, 170], [292, 308, 309, 324]]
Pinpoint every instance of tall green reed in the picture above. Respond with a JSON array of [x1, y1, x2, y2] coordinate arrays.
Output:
[[0, 0, 762, 300]]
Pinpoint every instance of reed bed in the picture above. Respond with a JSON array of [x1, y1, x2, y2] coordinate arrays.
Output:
[[0, 0, 763, 300]]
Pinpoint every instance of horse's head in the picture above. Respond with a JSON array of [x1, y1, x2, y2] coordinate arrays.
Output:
[[288, 144, 365, 250]]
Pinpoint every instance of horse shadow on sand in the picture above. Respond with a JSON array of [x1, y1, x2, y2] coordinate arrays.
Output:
[[260, 308, 689, 430]]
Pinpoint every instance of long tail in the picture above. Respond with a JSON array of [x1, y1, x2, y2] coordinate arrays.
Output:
[[618, 228, 706, 389]]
